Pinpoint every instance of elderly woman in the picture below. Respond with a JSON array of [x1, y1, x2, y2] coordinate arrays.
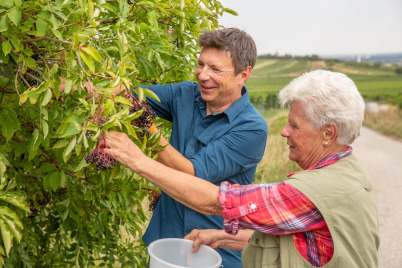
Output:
[[103, 70, 379, 267]]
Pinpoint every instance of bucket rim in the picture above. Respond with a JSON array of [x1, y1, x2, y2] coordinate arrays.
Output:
[[147, 238, 222, 268]]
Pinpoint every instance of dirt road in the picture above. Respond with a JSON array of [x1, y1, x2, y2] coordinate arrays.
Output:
[[352, 126, 402, 268]]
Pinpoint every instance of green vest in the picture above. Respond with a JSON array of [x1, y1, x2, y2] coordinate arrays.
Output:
[[242, 155, 379, 268]]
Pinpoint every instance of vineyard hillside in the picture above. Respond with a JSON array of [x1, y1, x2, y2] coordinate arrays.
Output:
[[247, 58, 402, 108]]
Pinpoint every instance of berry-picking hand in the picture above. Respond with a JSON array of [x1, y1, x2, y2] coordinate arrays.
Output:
[[101, 131, 145, 172]]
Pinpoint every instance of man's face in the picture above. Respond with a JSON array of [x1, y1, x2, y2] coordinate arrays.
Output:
[[195, 47, 245, 114]]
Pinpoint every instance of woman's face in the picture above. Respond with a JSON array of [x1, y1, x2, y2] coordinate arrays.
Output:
[[280, 101, 325, 169]]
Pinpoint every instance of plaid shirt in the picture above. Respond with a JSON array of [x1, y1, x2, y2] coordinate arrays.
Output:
[[218, 147, 353, 267]]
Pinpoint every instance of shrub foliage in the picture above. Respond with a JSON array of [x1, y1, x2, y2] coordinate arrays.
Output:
[[0, 0, 233, 266]]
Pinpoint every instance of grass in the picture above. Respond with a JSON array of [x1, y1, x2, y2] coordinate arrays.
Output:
[[364, 107, 402, 140], [254, 110, 301, 184]]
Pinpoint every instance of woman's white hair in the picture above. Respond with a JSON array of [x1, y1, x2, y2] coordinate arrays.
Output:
[[278, 70, 365, 145]]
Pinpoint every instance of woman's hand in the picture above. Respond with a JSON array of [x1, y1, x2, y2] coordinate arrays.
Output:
[[184, 229, 222, 252], [185, 228, 253, 252]]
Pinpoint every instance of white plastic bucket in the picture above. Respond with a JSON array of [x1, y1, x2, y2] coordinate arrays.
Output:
[[147, 238, 222, 268]]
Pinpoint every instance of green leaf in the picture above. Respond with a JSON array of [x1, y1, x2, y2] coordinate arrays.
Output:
[[2, 40, 11, 56], [41, 89, 52, 107], [114, 95, 133, 106], [61, 208, 69, 221], [63, 136, 76, 163], [56, 122, 81, 138], [88, 0, 94, 18], [50, 63, 58, 74], [102, 116, 121, 131], [0, 1, 13, 8], [41, 107, 49, 121], [102, 98, 115, 114], [42, 120, 49, 139], [50, 14, 60, 30], [24, 56, 36, 68], [0, 15, 8, 32], [28, 128, 40, 160], [122, 180, 131, 198], [123, 122, 137, 139], [14, 143, 25, 158], [37, 163, 56, 173], [36, 18, 48, 37], [136, 87, 144, 102], [81, 46, 102, 62], [0, 207, 23, 229], [74, 142, 82, 156], [60, 198, 70, 207], [223, 7, 238, 16], [72, 32, 79, 49], [19, 91, 28, 104], [1, 216, 21, 243], [78, 50, 95, 72], [52, 139, 69, 149], [143, 87, 160, 102], [84, 122, 99, 132], [83, 130, 88, 148], [0, 192, 29, 212], [0, 218, 12, 256], [0, 109, 20, 141], [6, 178, 16, 191], [64, 79, 73, 94], [7, 7, 21, 26], [74, 157, 87, 172], [148, 10, 157, 28], [60, 171, 66, 188], [49, 171, 62, 191]]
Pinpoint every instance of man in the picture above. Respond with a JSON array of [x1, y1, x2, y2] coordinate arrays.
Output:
[[136, 28, 268, 267]]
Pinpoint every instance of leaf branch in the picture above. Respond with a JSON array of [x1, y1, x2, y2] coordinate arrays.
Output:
[[21, 36, 72, 45]]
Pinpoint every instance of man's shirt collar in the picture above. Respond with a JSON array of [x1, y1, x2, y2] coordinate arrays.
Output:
[[197, 86, 250, 122]]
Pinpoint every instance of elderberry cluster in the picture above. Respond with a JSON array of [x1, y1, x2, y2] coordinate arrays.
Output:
[[128, 97, 156, 130], [85, 150, 118, 170], [85, 130, 93, 138], [149, 191, 161, 212], [96, 118, 107, 126]]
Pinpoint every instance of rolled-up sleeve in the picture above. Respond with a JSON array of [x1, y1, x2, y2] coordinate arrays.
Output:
[[218, 181, 326, 236]]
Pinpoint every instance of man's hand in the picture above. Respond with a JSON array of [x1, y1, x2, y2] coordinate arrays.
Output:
[[101, 130, 145, 171]]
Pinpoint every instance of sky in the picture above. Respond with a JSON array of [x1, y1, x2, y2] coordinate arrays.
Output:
[[218, 0, 402, 56]]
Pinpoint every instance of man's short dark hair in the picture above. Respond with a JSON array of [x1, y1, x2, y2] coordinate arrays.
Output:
[[198, 28, 257, 74]]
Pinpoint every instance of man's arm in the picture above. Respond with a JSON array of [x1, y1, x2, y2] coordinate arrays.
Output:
[[102, 130, 221, 215], [184, 229, 253, 252], [154, 130, 195, 175]]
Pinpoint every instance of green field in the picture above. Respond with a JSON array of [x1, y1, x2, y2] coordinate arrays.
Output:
[[247, 58, 402, 107]]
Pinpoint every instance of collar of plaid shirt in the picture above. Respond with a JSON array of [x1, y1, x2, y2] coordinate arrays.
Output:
[[287, 146, 353, 177]]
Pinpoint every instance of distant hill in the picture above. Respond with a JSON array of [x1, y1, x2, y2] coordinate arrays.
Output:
[[320, 52, 402, 66]]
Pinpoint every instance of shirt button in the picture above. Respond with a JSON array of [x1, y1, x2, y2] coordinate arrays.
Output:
[[250, 204, 256, 210]]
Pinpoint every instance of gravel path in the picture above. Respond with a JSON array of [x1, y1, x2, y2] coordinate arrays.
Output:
[[352, 126, 402, 268]]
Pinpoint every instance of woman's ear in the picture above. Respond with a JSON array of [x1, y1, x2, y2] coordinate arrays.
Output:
[[322, 124, 338, 144]]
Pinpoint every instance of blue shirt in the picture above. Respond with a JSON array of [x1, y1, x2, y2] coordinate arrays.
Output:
[[138, 81, 268, 268]]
